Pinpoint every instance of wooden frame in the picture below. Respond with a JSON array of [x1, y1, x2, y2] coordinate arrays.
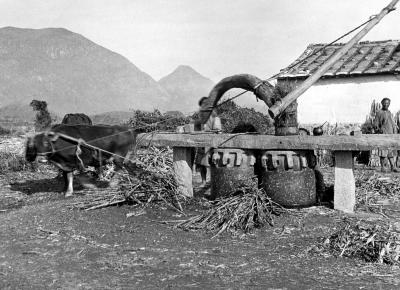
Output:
[[138, 132, 399, 213]]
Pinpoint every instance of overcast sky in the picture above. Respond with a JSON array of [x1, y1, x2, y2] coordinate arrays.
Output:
[[0, 0, 399, 82]]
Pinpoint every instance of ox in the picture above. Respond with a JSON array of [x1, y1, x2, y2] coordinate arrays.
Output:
[[62, 113, 92, 125], [26, 124, 136, 197]]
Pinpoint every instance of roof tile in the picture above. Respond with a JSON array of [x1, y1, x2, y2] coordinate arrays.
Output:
[[279, 40, 400, 79]]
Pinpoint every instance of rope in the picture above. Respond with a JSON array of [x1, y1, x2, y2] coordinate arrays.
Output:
[[75, 142, 85, 170]]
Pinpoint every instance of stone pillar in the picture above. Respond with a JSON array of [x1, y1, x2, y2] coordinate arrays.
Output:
[[173, 147, 193, 197], [334, 151, 355, 213]]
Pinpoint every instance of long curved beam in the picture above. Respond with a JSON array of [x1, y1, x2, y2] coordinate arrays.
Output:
[[199, 74, 275, 124]]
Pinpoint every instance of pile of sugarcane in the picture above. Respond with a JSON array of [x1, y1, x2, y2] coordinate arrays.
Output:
[[69, 188, 126, 210], [119, 146, 185, 212], [70, 146, 185, 211], [324, 219, 400, 264], [355, 172, 400, 207], [178, 178, 286, 238]]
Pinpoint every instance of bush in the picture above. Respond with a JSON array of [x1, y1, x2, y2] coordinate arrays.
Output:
[[215, 100, 274, 134], [0, 126, 11, 135], [127, 109, 193, 132]]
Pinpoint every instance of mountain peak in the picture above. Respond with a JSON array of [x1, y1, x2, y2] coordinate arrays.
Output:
[[158, 65, 214, 113], [174, 64, 197, 73], [167, 65, 211, 81], [160, 65, 213, 83]]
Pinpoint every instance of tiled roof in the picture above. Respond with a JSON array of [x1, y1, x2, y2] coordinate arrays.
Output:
[[278, 40, 400, 79]]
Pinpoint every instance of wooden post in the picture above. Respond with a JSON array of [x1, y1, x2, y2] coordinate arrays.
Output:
[[173, 147, 193, 198], [334, 151, 355, 213]]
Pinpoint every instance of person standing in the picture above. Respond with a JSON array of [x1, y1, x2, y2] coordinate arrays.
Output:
[[194, 97, 222, 186], [374, 97, 398, 172]]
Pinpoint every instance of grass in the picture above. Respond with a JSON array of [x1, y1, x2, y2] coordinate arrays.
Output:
[[0, 151, 29, 172]]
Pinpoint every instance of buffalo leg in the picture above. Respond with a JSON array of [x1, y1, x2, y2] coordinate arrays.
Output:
[[63, 171, 74, 197], [108, 153, 127, 188]]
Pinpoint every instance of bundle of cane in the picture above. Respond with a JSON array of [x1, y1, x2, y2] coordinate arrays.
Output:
[[70, 146, 185, 213], [120, 146, 185, 213], [324, 218, 400, 264], [355, 172, 400, 208], [177, 178, 286, 238]]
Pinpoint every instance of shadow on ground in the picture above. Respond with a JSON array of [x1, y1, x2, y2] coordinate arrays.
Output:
[[10, 177, 67, 195], [9, 175, 110, 196]]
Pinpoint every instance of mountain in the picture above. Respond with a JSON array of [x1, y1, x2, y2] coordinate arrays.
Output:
[[0, 27, 170, 116], [158, 65, 214, 114]]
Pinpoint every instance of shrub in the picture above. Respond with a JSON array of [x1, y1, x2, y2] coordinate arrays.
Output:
[[127, 109, 193, 132], [0, 126, 11, 135], [215, 100, 274, 134], [30, 100, 52, 131]]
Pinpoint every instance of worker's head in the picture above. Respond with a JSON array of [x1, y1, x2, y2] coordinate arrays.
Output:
[[381, 98, 391, 110]]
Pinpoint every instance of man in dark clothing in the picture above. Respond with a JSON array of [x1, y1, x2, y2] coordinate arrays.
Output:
[[374, 98, 398, 172], [194, 97, 222, 186]]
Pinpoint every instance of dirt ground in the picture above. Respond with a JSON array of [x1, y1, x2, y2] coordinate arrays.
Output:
[[1, 142, 400, 289]]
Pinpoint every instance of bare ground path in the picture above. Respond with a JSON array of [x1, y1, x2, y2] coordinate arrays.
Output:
[[1, 169, 400, 289]]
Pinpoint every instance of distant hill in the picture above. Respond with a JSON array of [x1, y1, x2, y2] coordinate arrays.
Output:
[[0, 103, 36, 122], [0, 102, 59, 124], [158, 65, 214, 114], [0, 27, 170, 116]]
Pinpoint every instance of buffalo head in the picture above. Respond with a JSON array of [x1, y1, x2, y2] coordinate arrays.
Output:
[[25, 133, 52, 162]]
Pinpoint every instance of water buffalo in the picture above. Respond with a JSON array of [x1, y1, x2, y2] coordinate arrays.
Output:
[[26, 124, 136, 197]]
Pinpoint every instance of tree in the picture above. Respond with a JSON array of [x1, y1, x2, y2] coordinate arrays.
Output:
[[30, 100, 52, 131]]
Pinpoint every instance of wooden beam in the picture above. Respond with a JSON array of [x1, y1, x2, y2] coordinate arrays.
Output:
[[173, 147, 193, 198], [334, 151, 355, 213], [138, 132, 400, 151]]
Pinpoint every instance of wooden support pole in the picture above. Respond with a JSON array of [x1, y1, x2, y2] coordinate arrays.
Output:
[[173, 147, 193, 198], [334, 151, 355, 213]]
